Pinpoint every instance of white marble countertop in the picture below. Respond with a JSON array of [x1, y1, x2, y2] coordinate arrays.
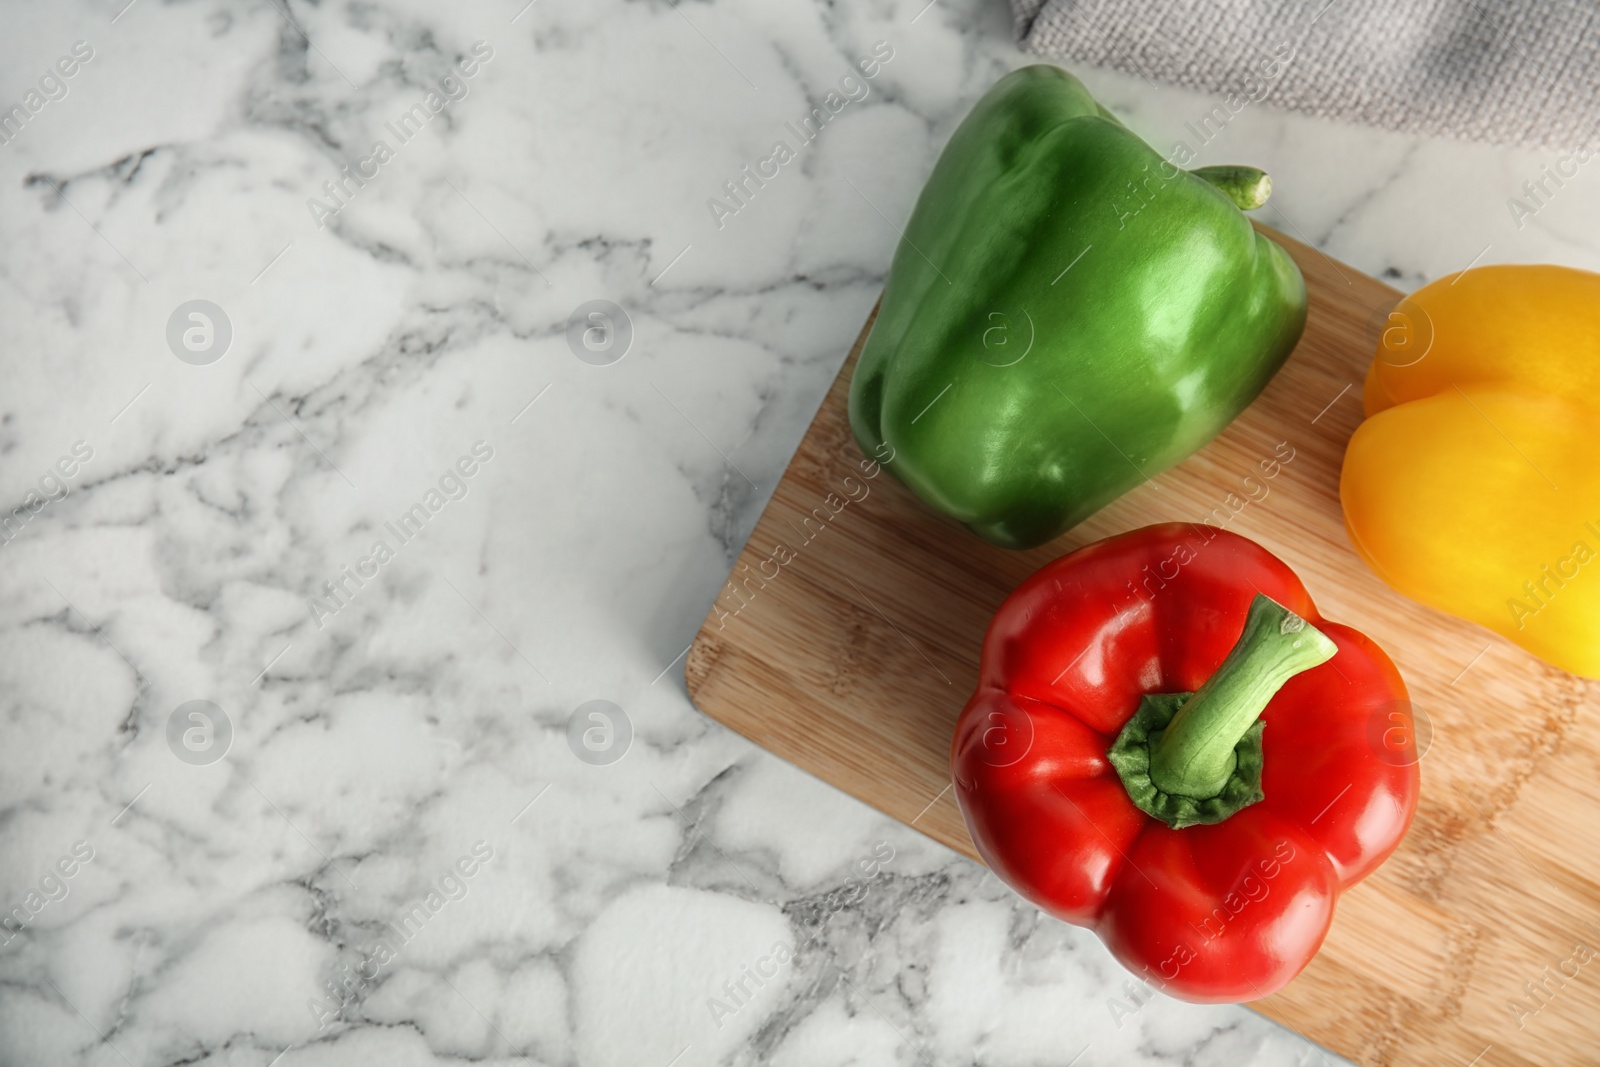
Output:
[[3, 1, 1598, 1065]]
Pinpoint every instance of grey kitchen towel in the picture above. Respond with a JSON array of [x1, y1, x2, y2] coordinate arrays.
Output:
[[1012, 0, 1600, 148]]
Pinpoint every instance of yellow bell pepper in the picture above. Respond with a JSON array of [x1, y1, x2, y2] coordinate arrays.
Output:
[[1341, 264, 1600, 679]]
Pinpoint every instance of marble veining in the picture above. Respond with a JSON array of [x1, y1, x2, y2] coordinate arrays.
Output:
[[4, 0, 1598, 1065]]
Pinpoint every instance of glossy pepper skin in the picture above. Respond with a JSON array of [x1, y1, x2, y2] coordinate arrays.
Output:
[[1343, 265, 1600, 679], [849, 65, 1307, 550], [951, 524, 1419, 1002]]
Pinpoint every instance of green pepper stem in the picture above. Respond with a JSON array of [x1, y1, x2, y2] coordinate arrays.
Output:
[[1146, 595, 1336, 799], [1191, 165, 1272, 211]]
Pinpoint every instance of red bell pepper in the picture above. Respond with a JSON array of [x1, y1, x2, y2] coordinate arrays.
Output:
[[950, 523, 1419, 1002]]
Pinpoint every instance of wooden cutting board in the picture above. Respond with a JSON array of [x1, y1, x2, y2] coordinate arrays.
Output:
[[685, 226, 1600, 1067]]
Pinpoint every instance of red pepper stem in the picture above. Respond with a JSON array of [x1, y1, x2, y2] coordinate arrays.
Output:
[[1147, 595, 1337, 800]]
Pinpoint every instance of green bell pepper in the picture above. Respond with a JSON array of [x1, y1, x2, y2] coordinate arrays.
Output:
[[848, 65, 1307, 549]]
